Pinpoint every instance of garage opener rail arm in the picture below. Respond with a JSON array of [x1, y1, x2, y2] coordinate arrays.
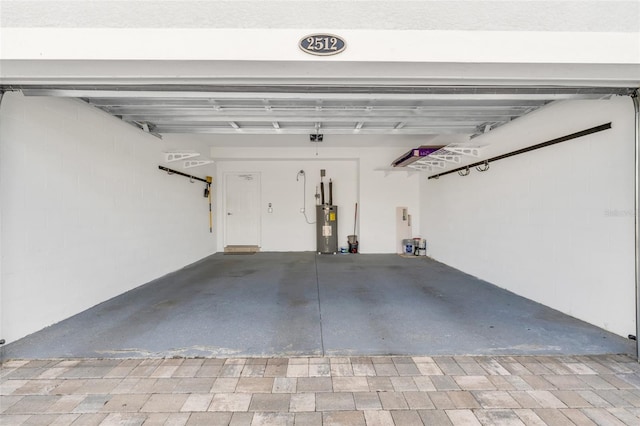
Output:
[[158, 165, 213, 233], [428, 123, 613, 180]]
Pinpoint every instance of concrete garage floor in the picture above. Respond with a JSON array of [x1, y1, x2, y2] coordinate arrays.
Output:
[[2, 253, 634, 359]]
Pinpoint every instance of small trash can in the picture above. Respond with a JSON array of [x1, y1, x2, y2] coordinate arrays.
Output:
[[347, 235, 359, 253]]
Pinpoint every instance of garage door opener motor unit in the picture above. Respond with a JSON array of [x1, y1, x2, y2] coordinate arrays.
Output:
[[317, 169, 338, 254]]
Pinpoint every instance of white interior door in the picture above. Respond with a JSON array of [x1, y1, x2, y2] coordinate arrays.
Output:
[[225, 173, 260, 246]]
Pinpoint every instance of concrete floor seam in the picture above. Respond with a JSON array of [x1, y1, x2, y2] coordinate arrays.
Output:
[[315, 253, 326, 357]]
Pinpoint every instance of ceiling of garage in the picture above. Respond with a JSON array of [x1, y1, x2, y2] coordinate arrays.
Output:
[[5, 84, 633, 171], [14, 85, 631, 137]]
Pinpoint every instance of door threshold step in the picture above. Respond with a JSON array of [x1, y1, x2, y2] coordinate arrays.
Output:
[[224, 245, 260, 255]]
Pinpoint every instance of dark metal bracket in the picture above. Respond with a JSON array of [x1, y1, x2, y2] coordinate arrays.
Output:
[[428, 122, 612, 180], [158, 165, 209, 184]]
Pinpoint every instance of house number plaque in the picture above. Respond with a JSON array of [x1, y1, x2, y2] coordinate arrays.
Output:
[[299, 34, 346, 56]]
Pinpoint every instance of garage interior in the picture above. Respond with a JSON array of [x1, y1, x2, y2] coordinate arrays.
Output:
[[3, 3, 640, 424], [1, 83, 638, 361], [1, 0, 640, 363]]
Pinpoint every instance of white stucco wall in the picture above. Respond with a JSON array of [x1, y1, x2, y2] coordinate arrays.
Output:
[[217, 160, 359, 252], [2, 1, 638, 32], [1, 2, 638, 87], [420, 96, 636, 337], [206, 140, 422, 254], [0, 93, 217, 344]]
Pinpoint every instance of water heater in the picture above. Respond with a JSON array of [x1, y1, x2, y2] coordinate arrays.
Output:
[[316, 205, 338, 254]]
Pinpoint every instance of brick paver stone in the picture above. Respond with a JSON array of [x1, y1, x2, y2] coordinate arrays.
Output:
[[454, 375, 496, 390], [187, 412, 233, 426], [446, 409, 482, 426], [229, 412, 254, 426], [315, 392, 355, 411], [390, 376, 418, 391], [527, 390, 567, 408], [308, 363, 331, 377], [558, 408, 600, 426], [294, 412, 322, 426], [577, 390, 614, 408], [211, 377, 239, 393], [415, 362, 444, 375], [582, 408, 628, 425], [249, 394, 291, 412], [289, 393, 315, 412], [297, 377, 333, 392], [208, 393, 252, 412], [272, 377, 297, 393], [367, 377, 394, 392], [180, 393, 213, 412], [513, 409, 547, 426], [363, 410, 394, 426], [475, 409, 526, 426], [473, 391, 521, 409], [101, 394, 150, 413], [3, 354, 640, 426], [534, 408, 575, 425], [251, 412, 295, 426], [419, 409, 454, 425], [100, 412, 147, 426], [447, 391, 481, 409], [141, 393, 189, 412], [286, 364, 308, 378], [323, 411, 365, 426], [607, 407, 640, 425], [351, 363, 376, 377], [353, 392, 382, 410], [429, 391, 457, 409], [235, 377, 274, 393], [391, 409, 424, 426], [403, 391, 435, 410], [333, 377, 369, 392]]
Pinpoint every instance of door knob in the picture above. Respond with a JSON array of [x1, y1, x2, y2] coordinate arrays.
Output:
[[227, 212, 232, 215]]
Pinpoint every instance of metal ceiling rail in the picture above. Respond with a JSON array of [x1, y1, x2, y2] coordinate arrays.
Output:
[[10, 84, 633, 95], [152, 126, 481, 135], [427, 123, 613, 179], [107, 105, 536, 113], [88, 100, 553, 108], [19, 89, 620, 101], [114, 109, 526, 116], [122, 115, 515, 123]]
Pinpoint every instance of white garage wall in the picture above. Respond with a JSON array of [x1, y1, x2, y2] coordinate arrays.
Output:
[[218, 160, 358, 252], [420, 96, 636, 337], [209, 142, 422, 254], [0, 93, 216, 344]]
